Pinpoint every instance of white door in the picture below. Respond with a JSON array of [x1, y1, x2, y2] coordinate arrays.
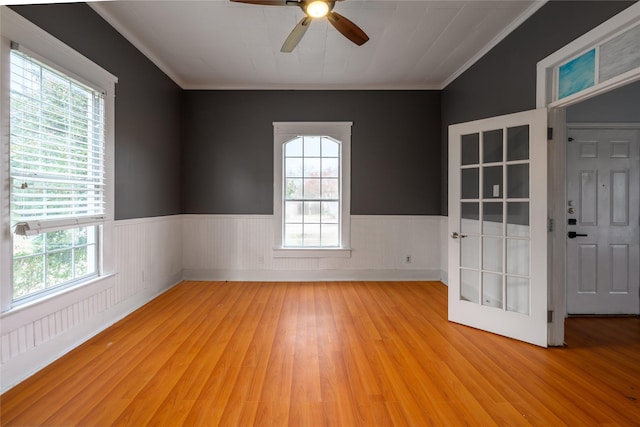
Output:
[[566, 127, 640, 315], [448, 109, 548, 347]]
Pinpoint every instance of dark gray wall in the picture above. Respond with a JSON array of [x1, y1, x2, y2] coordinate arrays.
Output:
[[11, 3, 182, 220], [567, 80, 640, 122], [441, 0, 636, 215], [14, 1, 634, 219], [181, 90, 441, 215]]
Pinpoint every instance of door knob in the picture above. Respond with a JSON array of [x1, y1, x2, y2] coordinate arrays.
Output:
[[567, 231, 588, 239], [451, 232, 467, 239]]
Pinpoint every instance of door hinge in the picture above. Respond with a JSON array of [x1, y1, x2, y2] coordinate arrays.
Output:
[[548, 310, 553, 323], [547, 127, 553, 140], [548, 218, 554, 232]]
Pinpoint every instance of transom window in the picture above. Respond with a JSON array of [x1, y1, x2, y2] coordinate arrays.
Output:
[[283, 136, 341, 247]]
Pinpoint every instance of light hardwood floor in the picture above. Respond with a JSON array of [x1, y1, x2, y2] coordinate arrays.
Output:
[[1, 281, 639, 426]]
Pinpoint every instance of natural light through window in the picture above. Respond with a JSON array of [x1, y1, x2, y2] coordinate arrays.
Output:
[[13, 227, 98, 300], [273, 122, 351, 257], [1, 7, 116, 312], [283, 136, 341, 247], [9, 48, 104, 302]]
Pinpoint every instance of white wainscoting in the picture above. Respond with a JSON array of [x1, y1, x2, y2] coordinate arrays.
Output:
[[183, 215, 447, 282], [0, 215, 183, 393]]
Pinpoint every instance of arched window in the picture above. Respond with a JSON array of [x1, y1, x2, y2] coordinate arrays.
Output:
[[274, 122, 351, 257], [283, 136, 341, 247]]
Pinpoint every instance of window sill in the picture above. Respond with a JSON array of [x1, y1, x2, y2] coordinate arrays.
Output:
[[1, 273, 116, 320], [272, 247, 352, 259]]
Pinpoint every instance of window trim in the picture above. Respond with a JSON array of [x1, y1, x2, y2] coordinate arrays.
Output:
[[0, 6, 117, 312], [273, 122, 352, 258]]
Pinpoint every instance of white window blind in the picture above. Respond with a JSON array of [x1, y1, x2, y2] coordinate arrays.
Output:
[[10, 47, 106, 236]]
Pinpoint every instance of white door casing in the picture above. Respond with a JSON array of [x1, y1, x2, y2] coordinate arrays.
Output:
[[566, 126, 640, 314], [448, 108, 548, 347], [538, 1, 640, 346]]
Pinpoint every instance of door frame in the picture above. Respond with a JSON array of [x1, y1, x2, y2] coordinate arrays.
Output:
[[537, 2, 640, 345], [564, 122, 640, 315]]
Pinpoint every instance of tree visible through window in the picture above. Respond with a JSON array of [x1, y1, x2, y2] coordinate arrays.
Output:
[[283, 136, 341, 247]]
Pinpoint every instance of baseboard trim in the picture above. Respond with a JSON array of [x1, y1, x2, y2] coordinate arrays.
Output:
[[440, 270, 449, 286], [182, 269, 442, 282]]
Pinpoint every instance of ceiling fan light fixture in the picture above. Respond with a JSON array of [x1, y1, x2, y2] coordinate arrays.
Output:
[[232, 0, 369, 51], [306, 1, 329, 18]]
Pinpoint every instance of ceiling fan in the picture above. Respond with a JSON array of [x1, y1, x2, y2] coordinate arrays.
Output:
[[230, 0, 369, 52]]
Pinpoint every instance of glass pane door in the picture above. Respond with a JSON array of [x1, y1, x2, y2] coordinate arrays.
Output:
[[448, 108, 547, 347], [459, 125, 531, 314]]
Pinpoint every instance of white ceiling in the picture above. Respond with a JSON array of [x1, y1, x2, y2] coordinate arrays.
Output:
[[88, 0, 546, 90]]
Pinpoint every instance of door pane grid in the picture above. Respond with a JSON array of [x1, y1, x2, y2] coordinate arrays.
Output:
[[460, 126, 531, 314]]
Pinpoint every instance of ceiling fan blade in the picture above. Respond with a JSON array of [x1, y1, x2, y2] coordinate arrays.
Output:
[[281, 16, 312, 53], [230, 0, 292, 6], [327, 11, 369, 46]]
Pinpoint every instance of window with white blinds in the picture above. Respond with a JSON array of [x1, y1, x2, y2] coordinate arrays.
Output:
[[2, 9, 116, 309], [10, 47, 106, 236]]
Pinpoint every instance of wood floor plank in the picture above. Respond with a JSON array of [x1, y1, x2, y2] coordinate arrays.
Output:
[[180, 282, 266, 426], [314, 283, 361, 426], [43, 283, 225, 426], [2, 283, 207, 426], [0, 282, 192, 420], [2, 280, 640, 426], [216, 283, 280, 426], [254, 283, 299, 426]]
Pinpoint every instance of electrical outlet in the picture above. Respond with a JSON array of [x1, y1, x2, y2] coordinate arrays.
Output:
[[405, 255, 412, 264]]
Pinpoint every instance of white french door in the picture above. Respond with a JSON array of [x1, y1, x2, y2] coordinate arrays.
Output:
[[448, 108, 548, 347]]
